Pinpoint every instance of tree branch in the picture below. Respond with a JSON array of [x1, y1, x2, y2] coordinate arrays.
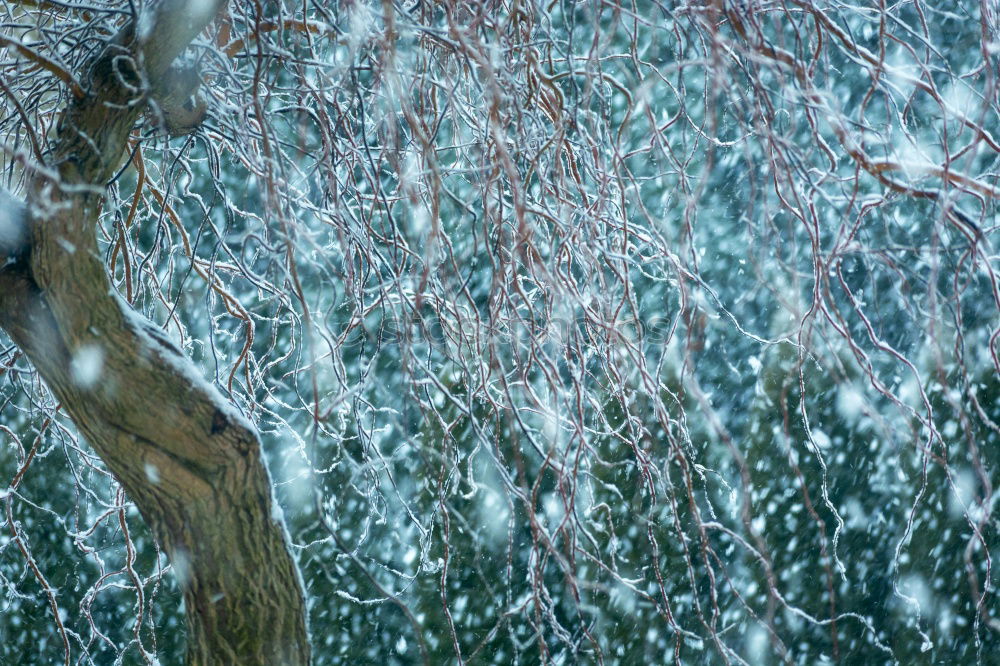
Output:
[[1, 0, 312, 662]]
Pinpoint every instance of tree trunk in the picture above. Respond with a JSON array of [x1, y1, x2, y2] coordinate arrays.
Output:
[[0, 1, 311, 663]]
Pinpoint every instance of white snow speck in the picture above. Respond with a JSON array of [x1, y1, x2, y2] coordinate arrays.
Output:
[[171, 549, 191, 587], [747, 626, 769, 661], [811, 429, 831, 450], [270, 496, 286, 526], [543, 492, 564, 525], [144, 463, 160, 484], [70, 344, 104, 388], [422, 557, 443, 573], [836, 384, 865, 421]]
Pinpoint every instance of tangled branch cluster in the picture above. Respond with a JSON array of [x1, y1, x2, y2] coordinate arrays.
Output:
[[2, 0, 999, 663]]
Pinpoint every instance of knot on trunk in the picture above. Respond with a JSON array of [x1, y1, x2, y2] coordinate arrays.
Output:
[[147, 63, 208, 136]]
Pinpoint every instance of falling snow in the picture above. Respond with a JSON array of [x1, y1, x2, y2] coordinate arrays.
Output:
[[1, 1, 999, 665]]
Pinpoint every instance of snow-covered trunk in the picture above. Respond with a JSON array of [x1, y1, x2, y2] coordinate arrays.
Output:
[[0, 1, 310, 662], [0, 236, 310, 662]]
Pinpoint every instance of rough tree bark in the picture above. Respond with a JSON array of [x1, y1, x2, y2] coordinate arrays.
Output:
[[0, 1, 311, 663]]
